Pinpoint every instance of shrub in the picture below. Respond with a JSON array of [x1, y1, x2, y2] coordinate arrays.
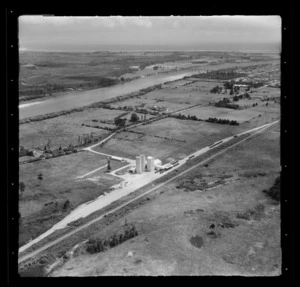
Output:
[[63, 199, 71, 210], [19, 264, 46, 277], [263, 176, 280, 201], [86, 225, 138, 254]]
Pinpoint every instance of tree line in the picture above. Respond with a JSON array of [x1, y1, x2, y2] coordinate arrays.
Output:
[[215, 98, 240, 110], [86, 225, 138, 254], [169, 113, 202, 122], [206, 117, 239, 125], [193, 69, 247, 80], [233, 92, 251, 102]]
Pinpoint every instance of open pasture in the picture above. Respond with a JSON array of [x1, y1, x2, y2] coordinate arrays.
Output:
[[180, 105, 261, 123], [19, 108, 127, 149], [96, 118, 239, 162], [250, 86, 280, 100], [19, 151, 123, 246], [111, 94, 192, 113]]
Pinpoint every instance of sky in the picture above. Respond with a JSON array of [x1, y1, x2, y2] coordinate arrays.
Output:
[[19, 16, 281, 52]]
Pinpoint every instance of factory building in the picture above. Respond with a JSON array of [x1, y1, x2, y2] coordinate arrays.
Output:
[[136, 156, 142, 174], [147, 156, 154, 171], [154, 159, 162, 170], [133, 155, 162, 174]]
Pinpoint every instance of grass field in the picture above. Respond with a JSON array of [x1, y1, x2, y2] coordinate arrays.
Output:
[[19, 151, 123, 246], [52, 124, 281, 276], [19, 108, 128, 149], [111, 93, 192, 113], [181, 105, 261, 122], [95, 118, 239, 162]]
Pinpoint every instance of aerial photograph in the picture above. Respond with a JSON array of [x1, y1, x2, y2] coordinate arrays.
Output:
[[18, 15, 281, 277]]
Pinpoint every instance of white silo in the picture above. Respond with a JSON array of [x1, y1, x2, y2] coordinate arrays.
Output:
[[140, 154, 146, 171], [136, 156, 142, 174], [147, 156, 154, 171]]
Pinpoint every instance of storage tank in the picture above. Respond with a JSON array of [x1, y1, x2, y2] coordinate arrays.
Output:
[[147, 156, 154, 171], [140, 155, 146, 171], [136, 156, 142, 174]]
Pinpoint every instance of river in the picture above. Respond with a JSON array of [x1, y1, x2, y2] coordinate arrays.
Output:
[[19, 59, 277, 120], [19, 71, 195, 120]]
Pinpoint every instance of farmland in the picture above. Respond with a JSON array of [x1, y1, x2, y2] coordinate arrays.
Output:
[[96, 118, 240, 162], [51, 123, 280, 276], [18, 50, 281, 277], [180, 106, 261, 123]]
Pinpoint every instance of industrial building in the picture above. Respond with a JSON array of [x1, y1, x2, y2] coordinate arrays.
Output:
[[147, 156, 154, 171], [132, 155, 165, 174], [154, 159, 163, 170]]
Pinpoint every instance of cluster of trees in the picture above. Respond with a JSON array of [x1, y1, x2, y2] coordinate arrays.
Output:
[[210, 85, 223, 94], [20, 78, 118, 101], [206, 117, 239, 125], [170, 113, 202, 121], [86, 225, 138, 254], [233, 92, 251, 102], [223, 81, 235, 90], [263, 176, 280, 201], [215, 98, 240, 110], [77, 133, 99, 147], [130, 113, 139, 122], [193, 69, 247, 80], [114, 117, 127, 127], [113, 112, 140, 127], [252, 103, 258, 107]]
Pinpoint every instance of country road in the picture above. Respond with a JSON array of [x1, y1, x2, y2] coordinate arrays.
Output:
[[18, 119, 279, 264]]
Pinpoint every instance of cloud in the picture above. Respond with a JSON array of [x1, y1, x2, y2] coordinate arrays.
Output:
[[19, 15, 74, 26], [19, 15, 153, 29]]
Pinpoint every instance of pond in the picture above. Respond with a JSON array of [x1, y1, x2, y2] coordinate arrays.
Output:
[[190, 235, 204, 249]]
